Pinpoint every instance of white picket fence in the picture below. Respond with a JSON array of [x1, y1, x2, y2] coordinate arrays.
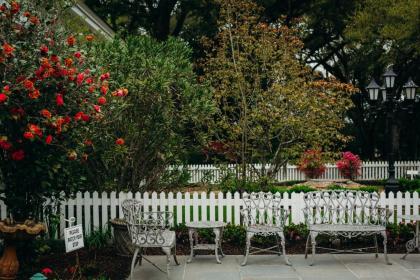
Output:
[[0, 190, 414, 238], [171, 161, 420, 183]]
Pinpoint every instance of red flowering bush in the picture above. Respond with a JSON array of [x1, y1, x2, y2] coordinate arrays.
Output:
[[297, 149, 326, 179], [0, 1, 125, 220], [336, 151, 362, 180]]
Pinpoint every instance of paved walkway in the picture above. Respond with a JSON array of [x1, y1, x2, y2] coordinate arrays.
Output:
[[130, 254, 420, 280]]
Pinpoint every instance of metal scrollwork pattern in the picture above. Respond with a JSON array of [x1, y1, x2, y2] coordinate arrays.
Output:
[[303, 190, 390, 228], [241, 192, 289, 234], [122, 199, 173, 246]]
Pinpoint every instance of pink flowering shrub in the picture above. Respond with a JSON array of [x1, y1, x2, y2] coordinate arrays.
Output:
[[297, 149, 326, 179], [336, 151, 362, 180]]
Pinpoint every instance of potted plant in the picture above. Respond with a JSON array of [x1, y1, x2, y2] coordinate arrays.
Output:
[[0, 1, 125, 278], [297, 149, 326, 179], [336, 151, 362, 180]]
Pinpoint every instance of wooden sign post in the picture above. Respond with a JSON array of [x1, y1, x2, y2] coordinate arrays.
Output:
[[64, 217, 84, 280]]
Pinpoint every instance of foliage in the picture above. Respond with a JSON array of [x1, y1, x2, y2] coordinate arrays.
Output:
[[283, 185, 316, 194], [202, 0, 355, 184], [297, 149, 326, 179], [357, 186, 380, 193], [399, 178, 420, 192], [0, 0, 124, 220], [336, 151, 362, 180], [90, 36, 214, 191]]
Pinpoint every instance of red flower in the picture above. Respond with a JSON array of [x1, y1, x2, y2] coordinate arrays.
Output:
[[98, 96, 106, 105], [100, 72, 110, 81], [29, 124, 42, 137], [0, 140, 11, 150], [41, 267, 53, 276], [56, 94, 64, 106], [40, 109, 51, 118], [29, 16, 40, 25], [112, 88, 128, 97], [66, 35, 76, 46], [50, 54, 59, 63], [85, 77, 93, 85], [23, 79, 34, 90], [85, 34, 94, 42], [74, 51, 81, 59], [2, 43, 14, 56], [23, 131, 34, 140], [65, 58, 73, 67], [63, 116, 71, 124], [115, 138, 125, 145], [76, 73, 84, 86], [45, 135, 53, 144], [28, 89, 40, 99], [84, 139, 93, 146], [100, 85, 108, 95], [11, 149, 24, 161], [0, 93, 7, 103], [93, 104, 101, 112], [39, 44, 49, 54], [81, 114, 90, 122], [10, 2, 20, 14], [74, 111, 84, 121]]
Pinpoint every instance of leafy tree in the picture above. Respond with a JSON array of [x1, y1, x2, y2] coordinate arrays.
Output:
[[84, 0, 219, 41], [91, 36, 214, 191], [202, 0, 356, 183]]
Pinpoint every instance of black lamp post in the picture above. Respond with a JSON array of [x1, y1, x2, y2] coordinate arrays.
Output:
[[366, 67, 418, 192]]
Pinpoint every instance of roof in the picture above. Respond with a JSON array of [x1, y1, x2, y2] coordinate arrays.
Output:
[[70, 1, 115, 40]]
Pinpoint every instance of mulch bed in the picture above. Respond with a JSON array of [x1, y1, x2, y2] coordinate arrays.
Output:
[[19, 240, 416, 279]]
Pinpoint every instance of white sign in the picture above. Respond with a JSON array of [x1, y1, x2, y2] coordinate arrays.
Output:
[[64, 224, 84, 253]]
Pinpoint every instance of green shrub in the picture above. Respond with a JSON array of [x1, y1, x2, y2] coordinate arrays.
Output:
[[286, 185, 316, 193], [399, 178, 420, 192], [358, 186, 380, 193]]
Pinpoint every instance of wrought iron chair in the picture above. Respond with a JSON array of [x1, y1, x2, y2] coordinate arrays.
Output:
[[303, 190, 391, 265], [122, 199, 179, 279], [241, 192, 291, 266]]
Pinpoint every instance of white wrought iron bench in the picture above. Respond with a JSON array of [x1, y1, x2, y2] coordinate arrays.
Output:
[[241, 192, 291, 266], [122, 199, 179, 279], [303, 190, 392, 265]]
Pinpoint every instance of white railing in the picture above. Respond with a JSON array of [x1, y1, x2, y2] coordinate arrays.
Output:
[[169, 161, 420, 183], [0, 191, 415, 237]]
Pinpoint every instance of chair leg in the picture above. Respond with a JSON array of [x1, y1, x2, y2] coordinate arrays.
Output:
[[275, 234, 282, 256], [305, 234, 310, 259], [381, 230, 392, 265], [130, 247, 140, 280], [173, 243, 179, 265], [310, 232, 318, 266], [162, 247, 171, 279], [241, 232, 254, 266], [374, 235, 379, 258], [278, 232, 291, 266]]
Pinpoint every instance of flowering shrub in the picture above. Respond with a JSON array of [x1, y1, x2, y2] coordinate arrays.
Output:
[[336, 151, 362, 180], [0, 1, 125, 220], [297, 149, 326, 179]]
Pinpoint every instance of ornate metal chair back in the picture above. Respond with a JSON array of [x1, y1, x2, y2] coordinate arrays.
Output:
[[242, 192, 286, 227], [121, 199, 172, 246], [303, 190, 382, 226]]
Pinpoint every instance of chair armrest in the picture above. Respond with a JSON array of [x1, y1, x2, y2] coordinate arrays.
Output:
[[240, 207, 250, 227], [277, 208, 290, 227], [377, 207, 392, 226]]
